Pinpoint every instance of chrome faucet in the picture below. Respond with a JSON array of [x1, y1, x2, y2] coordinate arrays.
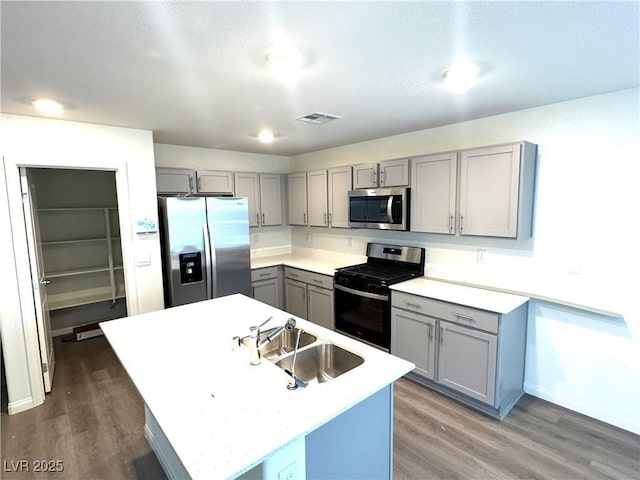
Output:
[[286, 328, 308, 390], [247, 317, 296, 366]]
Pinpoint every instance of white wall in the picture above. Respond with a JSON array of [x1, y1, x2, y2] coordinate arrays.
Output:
[[0, 114, 164, 413], [154, 143, 290, 173], [154, 143, 292, 256], [290, 89, 640, 433]]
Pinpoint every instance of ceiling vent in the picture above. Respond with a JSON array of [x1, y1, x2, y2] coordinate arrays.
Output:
[[295, 112, 341, 125]]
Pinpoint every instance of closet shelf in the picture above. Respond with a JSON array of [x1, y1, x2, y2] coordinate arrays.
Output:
[[42, 237, 109, 246], [49, 289, 126, 311], [46, 265, 124, 278], [42, 236, 122, 245], [38, 206, 118, 212]]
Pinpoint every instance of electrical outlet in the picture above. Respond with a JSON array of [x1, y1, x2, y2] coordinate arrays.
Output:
[[278, 462, 297, 480], [476, 249, 486, 264], [348, 236, 353, 247]]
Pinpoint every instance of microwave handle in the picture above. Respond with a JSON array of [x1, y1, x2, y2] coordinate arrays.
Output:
[[387, 196, 395, 223]]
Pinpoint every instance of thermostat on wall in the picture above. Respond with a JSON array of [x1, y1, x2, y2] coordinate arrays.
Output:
[[136, 218, 157, 234]]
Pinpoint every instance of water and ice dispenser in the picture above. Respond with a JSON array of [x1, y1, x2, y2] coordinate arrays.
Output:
[[179, 252, 203, 284]]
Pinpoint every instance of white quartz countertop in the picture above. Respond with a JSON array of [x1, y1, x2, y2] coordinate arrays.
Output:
[[251, 250, 365, 276], [100, 294, 413, 479], [391, 277, 529, 313]]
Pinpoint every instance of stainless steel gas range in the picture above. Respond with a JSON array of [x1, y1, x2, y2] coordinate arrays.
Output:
[[334, 243, 425, 351]]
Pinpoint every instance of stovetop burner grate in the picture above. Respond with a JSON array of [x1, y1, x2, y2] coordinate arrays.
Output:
[[336, 262, 422, 284]]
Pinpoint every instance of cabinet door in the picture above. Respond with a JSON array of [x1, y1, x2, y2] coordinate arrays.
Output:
[[307, 170, 328, 227], [327, 166, 352, 228], [287, 172, 308, 225], [307, 285, 334, 331], [352, 163, 378, 189], [411, 153, 457, 234], [437, 321, 497, 405], [259, 174, 283, 226], [155, 168, 196, 194], [391, 308, 436, 380], [284, 278, 308, 319], [234, 172, 260, 227], [379, 158, 409, 187], [197, 170, 234, 194], [252, 278, 281, 309], [459, 144, 521, 238]]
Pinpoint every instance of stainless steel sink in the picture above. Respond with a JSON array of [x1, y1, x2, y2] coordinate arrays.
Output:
[[258, 328, 317, 361], [275, 343, 364, 384]]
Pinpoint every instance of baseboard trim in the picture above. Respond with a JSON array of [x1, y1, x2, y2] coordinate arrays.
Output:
[[524, 382, 640, 435], [8, 396, 35, 415]]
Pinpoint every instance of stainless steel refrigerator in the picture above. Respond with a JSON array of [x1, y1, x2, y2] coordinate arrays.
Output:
[[158, 196, 252, 307]]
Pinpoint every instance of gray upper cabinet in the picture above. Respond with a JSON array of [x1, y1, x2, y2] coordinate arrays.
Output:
[[234, 172, 283, 227], [287, 172, 308, 225], [411, 142, 537, 238], [353, 158, 410, 189], [259, 174, 283, 226], [196, 170, 234, 195], [379, 158, 410, 187], [459, 142, 536, 238], [234, 172, 260, 227], [155, 167, 196, 194], [353, 163, 379, 189], [307, 170, 328, 227], [155, 167, 233, 195], [327, 166, 352, 228], [411, 152, 458, 234]]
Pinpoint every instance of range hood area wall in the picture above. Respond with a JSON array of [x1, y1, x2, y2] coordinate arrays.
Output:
[[288, 88, 640, 435]]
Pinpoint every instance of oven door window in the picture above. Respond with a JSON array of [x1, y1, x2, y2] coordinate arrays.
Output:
[[335, 287, 389, 349]]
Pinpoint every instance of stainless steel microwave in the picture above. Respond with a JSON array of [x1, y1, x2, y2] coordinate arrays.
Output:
[[348, 187, 410, 231]]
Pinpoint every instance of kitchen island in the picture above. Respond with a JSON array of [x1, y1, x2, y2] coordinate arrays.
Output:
[[100, 294, 413, 479]]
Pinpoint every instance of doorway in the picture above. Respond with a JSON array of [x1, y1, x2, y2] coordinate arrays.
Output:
[[21, 167, 128, 392]]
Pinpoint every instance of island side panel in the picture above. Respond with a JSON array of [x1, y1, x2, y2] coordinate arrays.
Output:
[[145, 406, 190, 480], [305, 384, 393, 479]]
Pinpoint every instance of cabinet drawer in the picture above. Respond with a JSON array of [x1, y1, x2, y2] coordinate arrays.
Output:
[[284, 266, 306, 282], [392, 292, 499, 334], [251, 266, 279, 282], [284, 267, 333, 290], [306, 271, 333, 290]]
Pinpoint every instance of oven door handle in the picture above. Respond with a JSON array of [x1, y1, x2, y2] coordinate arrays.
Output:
[[335, 284, 388, 301]]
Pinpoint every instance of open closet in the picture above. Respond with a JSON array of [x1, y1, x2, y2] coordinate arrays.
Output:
[[27, 168, 127, 341]]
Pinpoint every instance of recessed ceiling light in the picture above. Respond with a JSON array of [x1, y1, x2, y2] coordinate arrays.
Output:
[[442, 61, 480, 93], [32, 98, 64, 116], [257, 129, 275, 144]]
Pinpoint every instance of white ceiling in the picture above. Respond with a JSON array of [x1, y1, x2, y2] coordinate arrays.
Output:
[[2, 1, 639, 156]]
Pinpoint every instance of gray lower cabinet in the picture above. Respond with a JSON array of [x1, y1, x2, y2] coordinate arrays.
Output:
[[391, 291, 526, 419], [284, 267, 334, 331], [251, 266, 282, 310]]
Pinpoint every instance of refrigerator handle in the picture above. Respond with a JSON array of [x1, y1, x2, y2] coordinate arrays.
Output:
[[203, 222, 214, 299]]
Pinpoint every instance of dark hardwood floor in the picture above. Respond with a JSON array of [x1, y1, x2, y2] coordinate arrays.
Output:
[[2, 336, 638, 479]]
